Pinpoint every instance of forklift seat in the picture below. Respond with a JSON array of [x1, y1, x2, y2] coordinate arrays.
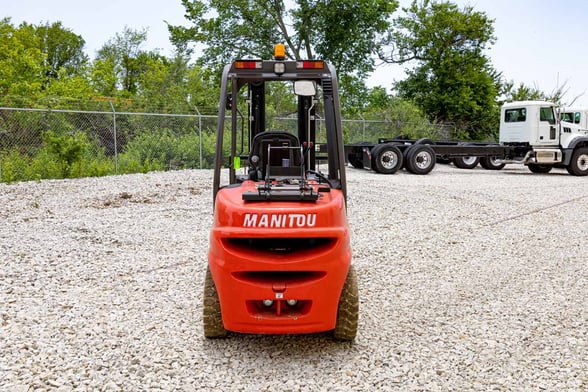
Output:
[[248, 131, 303, 180]]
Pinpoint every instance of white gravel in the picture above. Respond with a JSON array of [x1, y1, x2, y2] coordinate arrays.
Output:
[[1, 164, 587, 391]]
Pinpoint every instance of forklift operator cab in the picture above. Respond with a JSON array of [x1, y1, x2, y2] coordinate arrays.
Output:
[[246, 81, 316, 181]]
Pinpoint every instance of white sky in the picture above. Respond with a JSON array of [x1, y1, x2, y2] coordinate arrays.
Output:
[[3, 0, 588, 106]]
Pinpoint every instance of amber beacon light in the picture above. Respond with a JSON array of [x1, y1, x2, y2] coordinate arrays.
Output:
[[274, 43, 286, 60]]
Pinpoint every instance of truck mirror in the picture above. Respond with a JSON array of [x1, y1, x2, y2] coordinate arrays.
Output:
[[294, 80, 316, 97]]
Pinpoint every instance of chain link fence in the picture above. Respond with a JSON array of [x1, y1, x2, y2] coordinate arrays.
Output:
[[0, 107, 453, 183]]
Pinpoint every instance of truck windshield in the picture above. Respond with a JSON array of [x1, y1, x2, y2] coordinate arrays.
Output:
[[540, 107, 556, 124], [561, 112, 581, 124]]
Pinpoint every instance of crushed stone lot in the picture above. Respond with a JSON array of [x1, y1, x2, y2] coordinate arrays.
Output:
[[1, 164, 587, 391]]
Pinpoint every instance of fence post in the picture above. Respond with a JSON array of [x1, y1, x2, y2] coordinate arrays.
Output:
[[108, 101, 118, 173], [358, 114, 366, 140], [195, 106, 202, 169]]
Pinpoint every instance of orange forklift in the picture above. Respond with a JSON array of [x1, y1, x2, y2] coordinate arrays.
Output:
[[204, 44, 358, 340]]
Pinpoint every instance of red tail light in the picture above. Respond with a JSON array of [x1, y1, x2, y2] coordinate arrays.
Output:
[[296, 61, 324, 69]]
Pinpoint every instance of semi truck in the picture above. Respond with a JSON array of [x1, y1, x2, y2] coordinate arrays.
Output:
[[345, 100, 588, 176]]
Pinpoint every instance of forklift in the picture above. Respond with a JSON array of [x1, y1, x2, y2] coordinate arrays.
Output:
[[205, 44, 358, 340]]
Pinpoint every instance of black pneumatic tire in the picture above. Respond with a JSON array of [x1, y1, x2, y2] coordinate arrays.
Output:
[[369, 144, 383, 173], [404, 144, 436, 175], [372, 144, 403, 174], [566, 147, 588, 176], [479, 156, 506, 170], [203, 267, 228, 338], [527, 164, 553, 174], [451, 156, 480, 169], [333, 265, 359, 341]]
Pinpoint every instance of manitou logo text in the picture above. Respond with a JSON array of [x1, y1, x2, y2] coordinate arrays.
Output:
[[243, 213, 317, 228]]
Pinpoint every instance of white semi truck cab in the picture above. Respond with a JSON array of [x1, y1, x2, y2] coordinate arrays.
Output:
[[499, 101, 588, 175]]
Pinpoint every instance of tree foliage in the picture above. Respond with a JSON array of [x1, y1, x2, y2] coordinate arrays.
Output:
[[35, 21, 88, 83], [168, 0, 397, 78], [94, 27, 152, 96], [0, 18, 45, 102], [0, 18, 92, 106], [2, 0, 559, 146], [501, 80, 583, 108], [381, 0, 500, 139]]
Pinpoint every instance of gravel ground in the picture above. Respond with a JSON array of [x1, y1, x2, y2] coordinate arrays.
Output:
[[1, 164, 587, 391]]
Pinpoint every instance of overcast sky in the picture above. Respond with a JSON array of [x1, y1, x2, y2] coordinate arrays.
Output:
[[4, 0, 588, 106]]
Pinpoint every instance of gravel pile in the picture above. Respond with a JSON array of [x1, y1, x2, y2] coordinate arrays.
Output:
[[1, 164, 587, 391]]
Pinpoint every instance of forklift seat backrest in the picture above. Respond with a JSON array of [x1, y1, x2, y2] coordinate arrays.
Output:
[[249, 131, 302, 179]]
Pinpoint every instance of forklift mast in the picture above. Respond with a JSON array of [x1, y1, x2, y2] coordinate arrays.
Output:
[[212, 45, 347, 203]]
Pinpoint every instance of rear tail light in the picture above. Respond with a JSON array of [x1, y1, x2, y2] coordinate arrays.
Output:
[[296, 60, 324, 69], [235, 60, 262, 69]]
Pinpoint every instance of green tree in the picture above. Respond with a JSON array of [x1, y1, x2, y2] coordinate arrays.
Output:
[[93, 27, 153, 96], [381, 0, 500, 139], [168, 0, 397, 79], [0, 18, 93, 106], [135, 54, 219, 113], [500, 80, 582, 108], [35, 21, 88, 84], [363, 87, 435, 138], [0, 18, 44, 104]]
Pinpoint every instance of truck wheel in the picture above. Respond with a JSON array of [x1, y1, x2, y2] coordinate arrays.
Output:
[[203, 267, 228, 338], [528, 164, 553, 174], [479, 156, 506, 170], [566, 147, 588, 176], [372, 144, 403, 174], [404, 145, 436, 175], [333, 265, 359, 341], [451, 156, 480, 169]]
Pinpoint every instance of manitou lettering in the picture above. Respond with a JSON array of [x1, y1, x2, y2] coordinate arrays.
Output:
[[243, 213, 317, 228]]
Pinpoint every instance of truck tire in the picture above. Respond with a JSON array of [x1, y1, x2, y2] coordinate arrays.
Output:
[[333, 265, 359, 341], [566, 147, 588, 176], [372, 144, 403, 174], [479, 156, 506, 170], [203, 267, 228, 338], [404, 144, 436, 175], [527, 164, 553, 174], [369, 144, 383, 173], [451, 156, 480, 169]]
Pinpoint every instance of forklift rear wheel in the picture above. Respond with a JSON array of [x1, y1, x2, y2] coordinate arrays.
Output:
[[203, 267, 228, 338], [333, 265, 359, 341]]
